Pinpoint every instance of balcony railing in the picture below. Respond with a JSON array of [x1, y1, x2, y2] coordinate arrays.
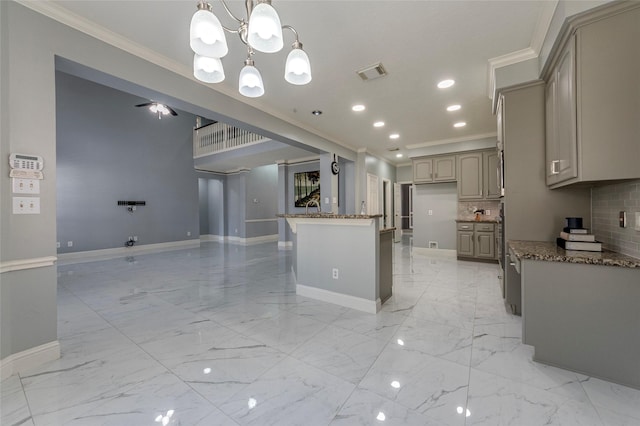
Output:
[[193, 122, 267, 158]]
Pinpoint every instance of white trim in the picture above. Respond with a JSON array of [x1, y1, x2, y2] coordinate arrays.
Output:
[[245, 218, 278, 223], [278, 241, 293, 250], [193, 138, 270, 159], [296, 284, 381, 314], [276, 156, 321, 166], [0, 256, 57, 274], [57, 240, 200, 265], [412, 247, 457, 258], [1, 340, 60, 380], [200, 234, 225, 242], [531, 0, 559, 55], [406, 133, 497, 150], [226, 234, 279, 245]]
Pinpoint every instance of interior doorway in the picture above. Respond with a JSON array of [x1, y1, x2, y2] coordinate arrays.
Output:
[[382, 178, 392, 229], [400, 183, 414, 231]]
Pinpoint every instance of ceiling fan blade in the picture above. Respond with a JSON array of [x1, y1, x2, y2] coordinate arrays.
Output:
[[135, 102, 154, 107], [167, 107, 178, 116]]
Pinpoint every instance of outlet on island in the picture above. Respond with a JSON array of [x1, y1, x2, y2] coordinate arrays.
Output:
[[332, 268, 339, 280]]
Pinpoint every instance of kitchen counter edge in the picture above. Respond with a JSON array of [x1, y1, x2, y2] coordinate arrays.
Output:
[[277, 214, 383, 219], [508, 240, 640, 268]]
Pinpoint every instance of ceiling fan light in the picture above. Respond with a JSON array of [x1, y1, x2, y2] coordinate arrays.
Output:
[[247, 2, 283, 53], [285, 46, 311, 85], [194, 54, 225, 83], [190, 8, 228, 58], [239, 64, 265, 98]]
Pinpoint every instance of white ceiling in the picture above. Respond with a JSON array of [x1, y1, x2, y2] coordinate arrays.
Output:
[[42, 1, 557, 164]]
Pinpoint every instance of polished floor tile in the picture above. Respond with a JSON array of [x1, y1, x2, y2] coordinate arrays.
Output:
[[2, 238, 640, 425]]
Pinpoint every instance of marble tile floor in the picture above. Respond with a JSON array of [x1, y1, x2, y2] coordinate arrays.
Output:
[[2, 239, 640, 425]]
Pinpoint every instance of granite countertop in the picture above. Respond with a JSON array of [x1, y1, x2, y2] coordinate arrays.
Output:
[[380, 227, 396, 234], [277, 213, 383, 219], [455, 218, 499, 223], [508, 240, 640, 268]]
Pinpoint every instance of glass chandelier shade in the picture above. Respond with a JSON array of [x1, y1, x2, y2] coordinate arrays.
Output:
[[193, 54, 225, 83], [239, 62, 265, 98], [284, 45, 311, 85], [247, 2, 284, 53], [190, 8, 228, 58]]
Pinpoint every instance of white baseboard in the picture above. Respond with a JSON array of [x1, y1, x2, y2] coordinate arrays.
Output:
[[278, 241, 293, 250], [296, 284, 381, 314], [201, 234, 279, 246], [200, 234, 225, 242], [412, 247, 457, 258], [0, 340, 60, 380], [57, 239, 201, 265]]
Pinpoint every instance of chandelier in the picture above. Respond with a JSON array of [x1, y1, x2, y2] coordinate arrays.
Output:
[[189, 0, 312, 98]]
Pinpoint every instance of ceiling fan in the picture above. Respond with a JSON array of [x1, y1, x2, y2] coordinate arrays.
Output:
[[135, 102, 178, 119]]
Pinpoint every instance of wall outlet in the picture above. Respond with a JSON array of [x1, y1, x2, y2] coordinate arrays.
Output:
[[486, 209, 491, 216], [428, 209, 433, 216], [429, 241, 438, 249], [332, 268, 339, 279], [187, 231, 191, 237], [67, 241, 73, 247], [133, 236, 138, 241], [635, 212, 640, 231], [56, 242, 60, 248], [619, 211, 627, 228]]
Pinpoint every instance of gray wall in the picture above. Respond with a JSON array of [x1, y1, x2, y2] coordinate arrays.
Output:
[[592, 179, 640, 259], [245, 164, 278, 238], [413, 183, 458, 249], [56, 71, 200, 253], [396, 165, 412, 182], [225, 172, 247, 238], [198, 174, 226, 237]]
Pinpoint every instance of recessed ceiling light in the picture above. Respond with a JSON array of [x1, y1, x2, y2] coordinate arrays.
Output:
[[447, 104, 461, 112], [373, 121, 385, 128], [396, 153, 403, 158], [352, 104, 365, 112], [454, 122, 466, 128], [389, 133, 400, 139], [437, 79, 455, 89], [311, 110, 322, 116]]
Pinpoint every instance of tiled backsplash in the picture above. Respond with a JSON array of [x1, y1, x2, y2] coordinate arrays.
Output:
[[592, 179, 640, 259], [457, 200, 501, 221]]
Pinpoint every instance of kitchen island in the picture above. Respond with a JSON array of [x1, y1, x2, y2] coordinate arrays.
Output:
[[509, 240, 640, 389], [278, 214, 392, 313]]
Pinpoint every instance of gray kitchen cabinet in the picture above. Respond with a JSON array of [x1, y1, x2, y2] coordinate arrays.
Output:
[[413, 158, 433, 183], [412, 155, 456, 184], [483, 151, 501, 199], [543, 3, 640, 188], [457, 153, 482, 199], [519, 256, 640, 389], [457, 150, 499, 200], [457, 222, 496, 261]]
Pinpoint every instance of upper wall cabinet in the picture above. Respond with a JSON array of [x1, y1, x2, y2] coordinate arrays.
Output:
[[543, 3, 640, 188], [412, 155, 456, 184], [458, 150, 500, 200]]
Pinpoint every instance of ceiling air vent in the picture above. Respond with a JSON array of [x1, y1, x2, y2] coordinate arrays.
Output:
[[388, 147, 400, 152], [356, 63, 387, 81]]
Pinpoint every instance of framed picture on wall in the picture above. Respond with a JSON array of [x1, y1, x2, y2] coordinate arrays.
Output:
[[294, 171, 320, 207]]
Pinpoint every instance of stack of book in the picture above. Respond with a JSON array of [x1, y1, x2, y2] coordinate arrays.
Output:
[[557, 227, 602, 252]]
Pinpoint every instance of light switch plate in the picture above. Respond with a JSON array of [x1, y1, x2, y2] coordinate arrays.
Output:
[[13, 197, 40, 214], [619, 211, 627, 228], [12, 178, 40, 194]]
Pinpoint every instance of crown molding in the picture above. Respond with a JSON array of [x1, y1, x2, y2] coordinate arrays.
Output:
[[486, 0, 558, 99], [406, 132, 497, 150]]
